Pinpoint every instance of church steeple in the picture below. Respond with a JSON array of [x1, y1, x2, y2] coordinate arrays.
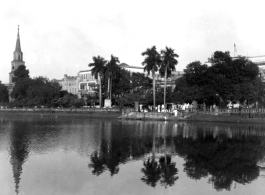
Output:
[[9, 25, 25, 85], [13, 25, 23, 62], [15, 25, 22, 53]]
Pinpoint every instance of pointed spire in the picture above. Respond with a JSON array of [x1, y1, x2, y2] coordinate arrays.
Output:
[[17, 25, 19, 37], [15, 25, 22, 52]]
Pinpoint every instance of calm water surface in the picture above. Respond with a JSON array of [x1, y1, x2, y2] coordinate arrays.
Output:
[[0, 114, 265, 195]]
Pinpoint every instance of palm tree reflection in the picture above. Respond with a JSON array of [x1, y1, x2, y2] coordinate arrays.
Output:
[[88, 151, 106, 176], [141, 155, 178, 188], [141, 157, 162, 187], [159, 155, 179, 188]]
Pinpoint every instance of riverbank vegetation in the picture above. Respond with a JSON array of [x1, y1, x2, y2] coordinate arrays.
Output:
[[0, 50, 264, 109], [174, 51, 265, 107]]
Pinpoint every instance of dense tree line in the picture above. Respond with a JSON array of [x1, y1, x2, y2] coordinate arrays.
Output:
[[9, 65, 83, 108], [0, 82, 9, 103], [174, 51, 265, 107], [3, 49, 265, 109]]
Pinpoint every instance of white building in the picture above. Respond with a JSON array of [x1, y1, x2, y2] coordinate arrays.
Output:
[[77, 70, 98, 97], [119, 63, 184, 89], [54, 74, 80, 95]]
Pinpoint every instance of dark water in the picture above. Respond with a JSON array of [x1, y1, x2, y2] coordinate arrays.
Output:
[[0, 115, 265, 195]]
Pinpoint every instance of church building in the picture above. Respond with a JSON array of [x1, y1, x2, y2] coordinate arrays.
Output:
[[7, 26, 25, 101]]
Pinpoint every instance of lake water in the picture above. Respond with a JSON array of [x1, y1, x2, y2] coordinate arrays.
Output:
[[0, 114, 265, 195]]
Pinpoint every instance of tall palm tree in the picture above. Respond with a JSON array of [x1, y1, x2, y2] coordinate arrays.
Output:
[[142, 46, 161, 111], [105, 55, 120, 101], [89, 56, 107, 108], [160, 47, 178, 110]]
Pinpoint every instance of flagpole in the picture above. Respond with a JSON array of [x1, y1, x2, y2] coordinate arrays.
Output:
[[234, 43, 235, 57]]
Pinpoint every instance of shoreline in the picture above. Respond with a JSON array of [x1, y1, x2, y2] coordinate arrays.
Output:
[[2, 109, 265, 123], [0, 110, 122, 119], [118, 111, 265, 123]]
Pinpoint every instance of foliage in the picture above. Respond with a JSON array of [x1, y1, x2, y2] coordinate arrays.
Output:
[[142, 46, 161, 75], [11, 77, 32, 101], [113, 71, 152, 107], [173, 51, 264, 106], [160, 46, 179, 108], [160, 47, 178, 78], [89, 56, 107, 79], [112, 68, 131, 98], [105, 55, 120, 100], [0, 83, 9, 103], [88, 56, 107, 107], [11, 76, 62, 107], [12, 65, 29, 83], [142, 46, 161, 110]]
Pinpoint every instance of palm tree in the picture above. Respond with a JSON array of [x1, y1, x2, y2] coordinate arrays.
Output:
[[160, 47, 178, 110], [105, 55, 120, 102], [142, 46, 161, 111], [89, 56, 107, 108]]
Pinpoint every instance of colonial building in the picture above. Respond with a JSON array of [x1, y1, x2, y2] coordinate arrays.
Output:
[[55, 74, 80, 95], [77, 70, 98, 97], [119, 63, 184, 89], [54, 70, 98, 98]]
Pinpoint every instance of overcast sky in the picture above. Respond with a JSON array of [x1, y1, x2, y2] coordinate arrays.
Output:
[[0, 0, 265, 83]]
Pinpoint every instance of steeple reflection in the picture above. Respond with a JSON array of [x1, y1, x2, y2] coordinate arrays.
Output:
[[9, 121, 30, 194]]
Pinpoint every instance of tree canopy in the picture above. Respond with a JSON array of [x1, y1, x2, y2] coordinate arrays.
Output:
[[0, 83, 9, 103], [174, 51, 264, 106], [12, 65, 29, 83]]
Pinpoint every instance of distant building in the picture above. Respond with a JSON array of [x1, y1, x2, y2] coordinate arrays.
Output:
[[119, 63, 145, 74], [77, 70, 98, 97], [54, 74, 80, 95], [119, 63, 184, 89], [54, 70, 98, 98], [54, 63, 183, 99]]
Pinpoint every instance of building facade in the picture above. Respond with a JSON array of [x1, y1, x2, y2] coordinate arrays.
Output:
[[78, 70, 98, 97], [55, 70, 98, 98], [55, 74, 80, 95], [119, 63, 184, 89]]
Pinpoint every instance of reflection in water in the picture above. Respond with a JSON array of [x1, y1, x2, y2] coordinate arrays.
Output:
[[141, 157, 161, 187], [159, 155, 179, 188], [141, 155, 178, 188], [175, 123, 265, 191], [87, 121, 265, 191], [1, 115, 265, 194], [9, 121, 30, 195]]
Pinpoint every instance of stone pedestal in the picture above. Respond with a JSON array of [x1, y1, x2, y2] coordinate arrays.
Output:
[[135, 101, 139, 112], [104, 99, 111, 108]]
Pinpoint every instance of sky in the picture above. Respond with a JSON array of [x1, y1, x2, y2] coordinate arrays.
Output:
[[1, 0, 265, 83]]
